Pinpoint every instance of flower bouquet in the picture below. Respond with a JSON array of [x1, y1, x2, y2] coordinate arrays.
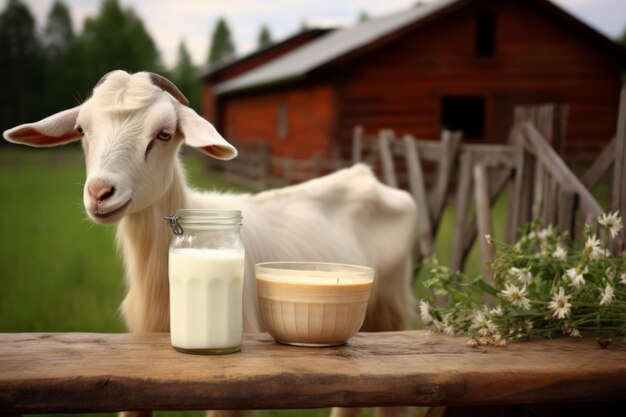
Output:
[[419, 212, 625, 347]]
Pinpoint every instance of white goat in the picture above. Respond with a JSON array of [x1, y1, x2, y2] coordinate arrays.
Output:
[[4, 70, 418, 417]]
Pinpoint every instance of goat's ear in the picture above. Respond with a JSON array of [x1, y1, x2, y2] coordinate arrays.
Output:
[[178, 106, 237, 160], [3, 106, 82, 147]]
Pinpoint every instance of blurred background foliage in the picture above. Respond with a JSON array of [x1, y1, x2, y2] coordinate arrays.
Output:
[[0, 0, 240, 128]]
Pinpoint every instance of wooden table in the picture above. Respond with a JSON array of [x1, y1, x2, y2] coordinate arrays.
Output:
[[1, 331, 625, 414]]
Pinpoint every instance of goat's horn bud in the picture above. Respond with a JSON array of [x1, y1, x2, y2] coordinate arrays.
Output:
[[147, 72, 190, 107], [94, 70, 117, 89]]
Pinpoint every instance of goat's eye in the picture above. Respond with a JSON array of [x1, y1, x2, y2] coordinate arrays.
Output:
[[156, 130, 172, 141], [75, 125, 84, 135]]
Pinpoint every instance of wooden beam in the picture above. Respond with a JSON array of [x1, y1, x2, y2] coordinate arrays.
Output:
[[1, 332, 626, 414], [522, 123, 603, 218], [581, 136, 616, 190]]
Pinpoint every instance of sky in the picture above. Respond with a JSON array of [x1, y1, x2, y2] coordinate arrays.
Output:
[[5, 0, 626, 68]]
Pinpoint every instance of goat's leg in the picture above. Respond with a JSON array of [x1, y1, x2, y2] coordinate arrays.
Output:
[[330, 407, 362, 417], [120, 412, 152, 417], [208, 411, 256, 417], [375, 407, 412, 417]]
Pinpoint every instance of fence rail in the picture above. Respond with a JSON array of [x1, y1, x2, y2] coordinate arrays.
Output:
[[207, 142, 347, 191]]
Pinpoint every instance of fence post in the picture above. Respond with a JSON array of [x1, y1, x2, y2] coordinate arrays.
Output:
[[451, 152, 473, 273], [611, 86, 626, 253], [403, 135, 434, 263], [353, 125, 364, 164], [473, 164, 495, 283], [430, 130, 462, 225], [378, 129, 398, 188], [311, 153, 322, 179]]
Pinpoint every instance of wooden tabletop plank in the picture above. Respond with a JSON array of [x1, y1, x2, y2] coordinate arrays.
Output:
[[1, 331, 625, 413]]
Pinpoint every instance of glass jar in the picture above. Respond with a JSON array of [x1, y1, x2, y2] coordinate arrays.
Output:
[[165, 209, 245, 354]]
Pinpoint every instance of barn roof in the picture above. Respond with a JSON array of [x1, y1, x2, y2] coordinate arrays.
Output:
[[200, 28, 333, 81], [214, 0, 459, 95], [214, 0, 626, 95]]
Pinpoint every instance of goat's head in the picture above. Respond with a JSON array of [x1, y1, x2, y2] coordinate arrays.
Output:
[[3, 70, 236, 224]]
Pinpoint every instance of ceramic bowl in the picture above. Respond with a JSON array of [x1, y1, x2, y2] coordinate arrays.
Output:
[[255, 262, 374, 347]]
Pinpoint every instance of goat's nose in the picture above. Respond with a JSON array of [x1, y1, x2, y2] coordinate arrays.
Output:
[[88, 180, 115, 203]]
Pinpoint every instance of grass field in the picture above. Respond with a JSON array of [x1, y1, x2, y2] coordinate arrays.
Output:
[[0, 146, 505, 417]]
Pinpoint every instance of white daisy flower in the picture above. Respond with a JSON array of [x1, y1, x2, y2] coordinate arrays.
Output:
[[485, 234, 492, 244], [548, 287, 572, 319], [524, 320, 533, 333], [606, 267, 616, 281], [565, 266, 588, 288], [509, 266, 533, 285], [494, 335, 507, 347], [419, 300, 433, 324], [500, 283, 531, 309], [537, 226, 552, 241], [432, 319, 445, 331], [600, 283, 615, 306], [471, 311, 497, 337], [585, 234, 604, 260], [552, 246, 567, 260], [621, 273, 626, 285], [570, 328, 582, 337], [472, 311, 486, 326], [442, 312, 455, 332], [598, 212, 623, 239], [490, 305, 504, 316]]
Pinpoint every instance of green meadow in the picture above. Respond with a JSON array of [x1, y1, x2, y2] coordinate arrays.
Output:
[[1, 146, 500, 417]]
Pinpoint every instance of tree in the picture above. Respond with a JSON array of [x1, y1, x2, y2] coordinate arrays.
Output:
[[207, 17, 236, 66], [43, 0, 74, 57], [617, 28, 626, 83], [42, 0, 83, 114], [172, 39, 201, 112], [357, 10, 370, 23], [80, 0, 162, 87], [257, 24, 273, 49], [299, 19, 308, 33], [0, 0, 44, 128]]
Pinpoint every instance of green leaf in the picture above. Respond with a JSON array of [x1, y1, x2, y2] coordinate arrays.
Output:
[[473, 279, 498, 296]]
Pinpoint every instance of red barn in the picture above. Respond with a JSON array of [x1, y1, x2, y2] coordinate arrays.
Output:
[[201, 0, 626, 160]]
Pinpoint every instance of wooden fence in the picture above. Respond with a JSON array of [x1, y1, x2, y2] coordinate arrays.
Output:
[[353, 91, 625, 280], [206, 142, 347, 190], [207, 89, 625, 277]]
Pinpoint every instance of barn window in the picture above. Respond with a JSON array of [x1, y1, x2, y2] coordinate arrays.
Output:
[[476, 12, 495, 56], [277, 102, 288, 140], [441, 96, 485, 138]]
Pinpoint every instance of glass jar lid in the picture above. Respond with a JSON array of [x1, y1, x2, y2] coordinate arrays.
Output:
[[165, 209, 242, 235]]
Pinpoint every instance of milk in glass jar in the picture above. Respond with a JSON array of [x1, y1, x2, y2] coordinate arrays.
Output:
[[165, 209, 244, 354]]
